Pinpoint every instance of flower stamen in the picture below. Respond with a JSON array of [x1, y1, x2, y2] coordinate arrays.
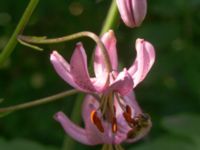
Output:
[[112, 117, 117, 133], [90, 110, 104, 132], [126, 105, 132, 116], [115, 94, 126, 112], [108, 93, 115, 117], [123, 111, 135, 126]]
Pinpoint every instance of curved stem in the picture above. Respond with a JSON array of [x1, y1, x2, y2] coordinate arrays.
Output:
[[0, 0, 39, 67], [18, 31, 112, 73], [0, 89, 78, 114]]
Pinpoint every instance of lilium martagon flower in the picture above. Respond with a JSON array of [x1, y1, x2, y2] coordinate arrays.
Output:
[[50, 30, 155, 149]]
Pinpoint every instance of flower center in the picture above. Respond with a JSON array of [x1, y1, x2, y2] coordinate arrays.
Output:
[[90, 93, 151, 139], [90, 92, 117, 133]]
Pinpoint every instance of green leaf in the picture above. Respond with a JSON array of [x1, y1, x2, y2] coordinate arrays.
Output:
[[0, 111, 12, 118], [128, 136, 197, 150], [161, 113, 200, 138], [0, 98, 4, 103], [129, 114, 200, 150], [0, 137, 58, 150]]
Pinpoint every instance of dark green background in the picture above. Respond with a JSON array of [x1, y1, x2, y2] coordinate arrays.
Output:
[[0, 0, 200, 150]]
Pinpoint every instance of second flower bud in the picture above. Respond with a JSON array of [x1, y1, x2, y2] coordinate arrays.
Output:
[[116, 0, 147, 28]]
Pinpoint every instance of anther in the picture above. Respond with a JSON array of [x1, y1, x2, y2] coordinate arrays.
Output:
[[125, 105, 132, 115], [90, 110, 104, 133], [113, 106, 116, 114], [112, 117, 117, 133], [123, 112, 135, 125]]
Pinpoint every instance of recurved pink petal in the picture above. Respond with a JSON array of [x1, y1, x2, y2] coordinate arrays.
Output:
[[54, 111, 94, 145], [128, 39, 155, 88], [70, 43, 96, 93], [91, 73, 109, 92], [50, 51, 78, 88], [106, 69, 133, 96], [94, 30, 118, 78]]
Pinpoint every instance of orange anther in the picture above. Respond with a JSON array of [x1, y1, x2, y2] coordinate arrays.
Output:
[[112, 117, 117, 133], [90, 110, 104, 133], [90, 110, 96, 124]]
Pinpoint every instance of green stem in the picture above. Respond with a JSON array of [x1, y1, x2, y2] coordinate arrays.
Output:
[[62, 1, 119, 150], [0, 0, 39, 67], [101, 144, 110, 150], [115, 145, 124, 150], [61, 93, 84, 150], [0, 89, 78, 114], [100, 0, 119, 35]]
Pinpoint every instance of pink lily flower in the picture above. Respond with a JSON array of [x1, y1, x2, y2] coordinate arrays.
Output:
[[54, 92, 152, 145], [116, 0, 147, 28], [51, 30, 155, 147], [50, 30, 155, 96]]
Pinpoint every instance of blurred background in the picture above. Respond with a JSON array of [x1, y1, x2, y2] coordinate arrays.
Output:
[[0, 0, 200, 150]]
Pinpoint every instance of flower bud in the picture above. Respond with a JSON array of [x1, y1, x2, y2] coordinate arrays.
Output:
[[116, 0, 147, 28]]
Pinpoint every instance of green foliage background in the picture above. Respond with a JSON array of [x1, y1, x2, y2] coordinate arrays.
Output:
[[0, 0, 200, 149]]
